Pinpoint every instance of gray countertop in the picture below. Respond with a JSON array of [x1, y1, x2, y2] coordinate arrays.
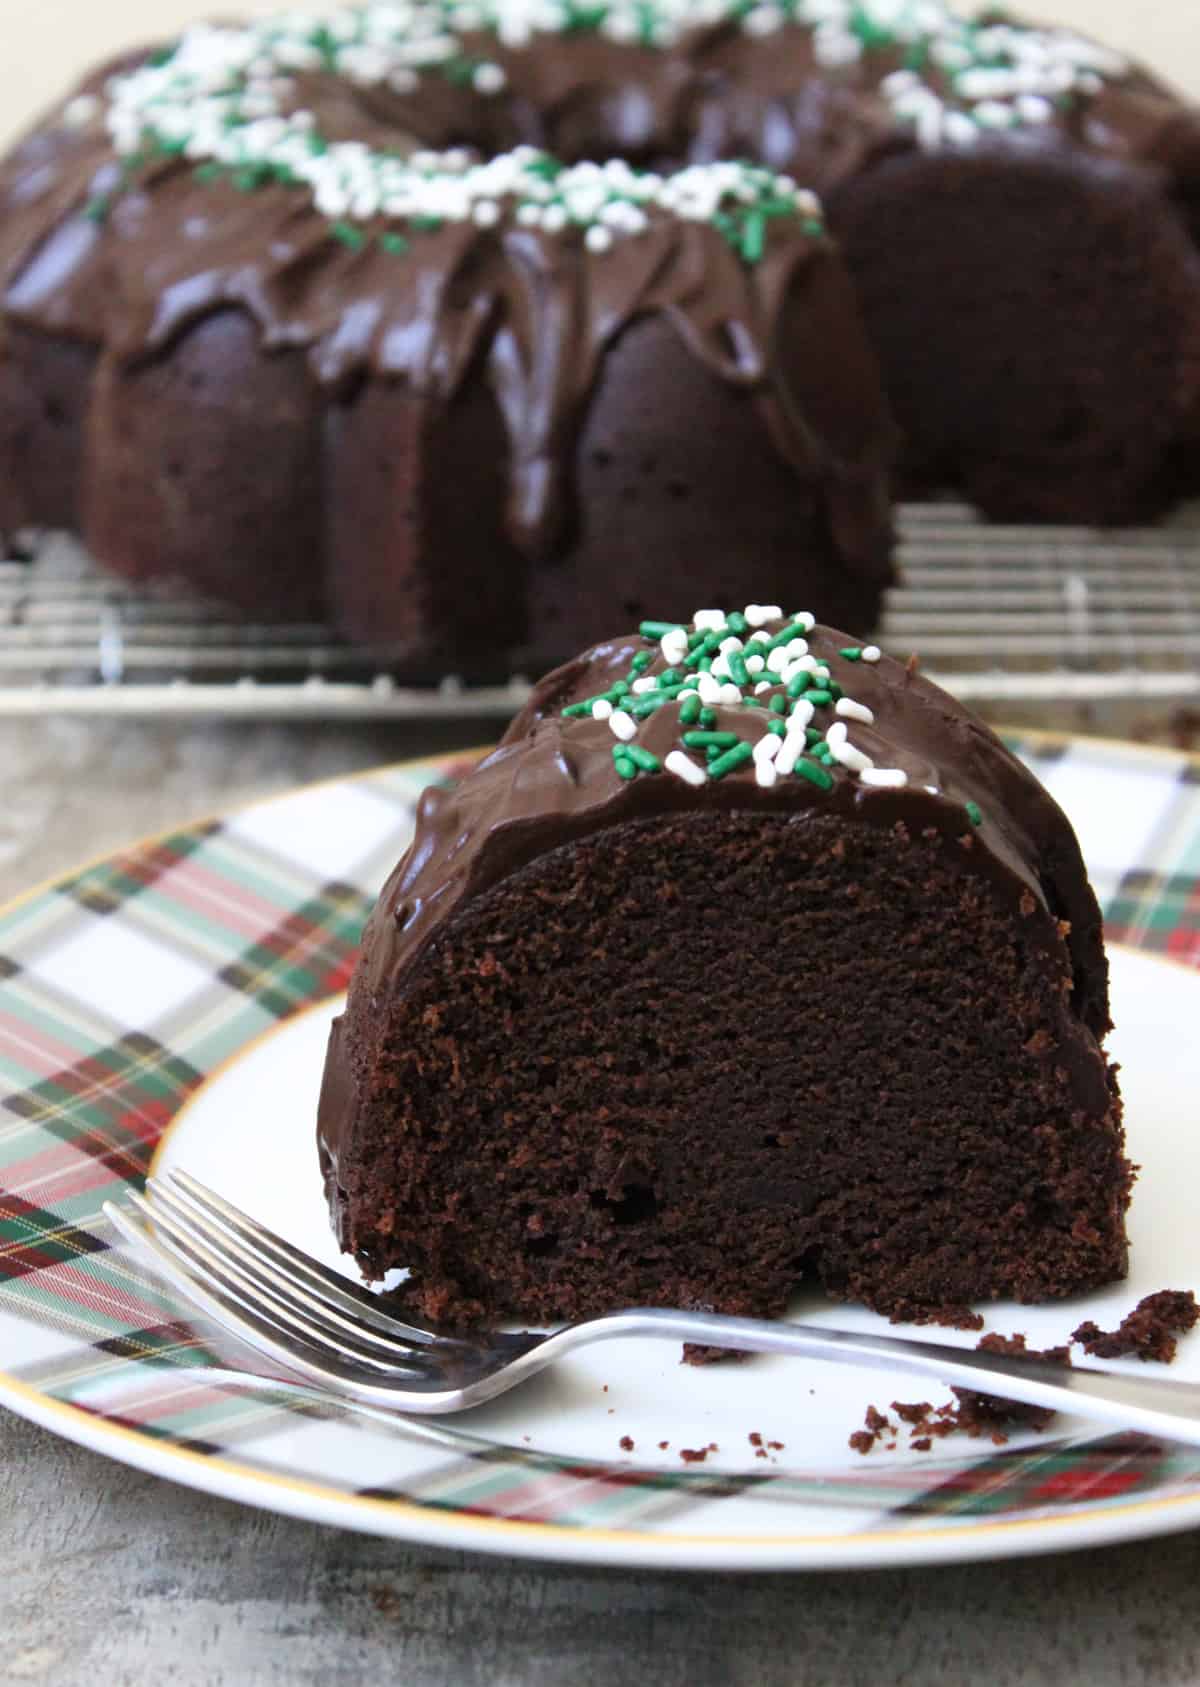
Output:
[[3, 716, 1199, 1687]]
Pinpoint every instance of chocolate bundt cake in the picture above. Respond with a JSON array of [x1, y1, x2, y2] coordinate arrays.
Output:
[[318, 607, 1131, 1326], [4, 4, 1200, 668]]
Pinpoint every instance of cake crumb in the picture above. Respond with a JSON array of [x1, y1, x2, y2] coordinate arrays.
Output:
[[679, 1446, 709, 1464], [1072, 1291, 1199, 1364], [849, 1403, 897, 1453], [978, 1330, 1073, 1365], [619, 1435, 634, 1452], [767, 1439, 784, 1451], [748, 1432, 763, 1448], [658, 1440, 669, 1451]]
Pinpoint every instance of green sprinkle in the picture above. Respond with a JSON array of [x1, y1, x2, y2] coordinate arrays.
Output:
[[699, 707, 717, 729], [631, 694, 671, 719], [331, 221, 366, 250], [840, 646, 863, 662], [770, 694, 787, 715], [698, 657, 714, 673], [683, 731, 740, 749], [193, 162, 223, 183], [740, 208, 766, 264], [630, 651, 653, 674], [84, 196, 110, 223], [708, 741, 754, 779], [409, 214, 444, 232], [610, 680, 631, 697], [768, 718, 787, 737], [786, 672, 812, 698], [613, 749, 637, 781], [794, 759, 834, 791], [767, 620, 805, 652], [679, 694, 702, 725], [965, 801, 984, 827], [638, 620, 686, 639], [805, 727, 823, 747], [727, 651, 751, 687], [743, 695, 763, 707], [806, 688, 834, 707], [726, 612, 749, 636], [380, 231, 410, 255], [828, 681, 844, 701], [561, 702, 591, 718], [626, 745, 661, 773]]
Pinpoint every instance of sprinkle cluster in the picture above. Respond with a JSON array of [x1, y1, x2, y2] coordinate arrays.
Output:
[[94, 2, 1127, 239], [99, 14, 819, 252], [561, 605, 922, 795]]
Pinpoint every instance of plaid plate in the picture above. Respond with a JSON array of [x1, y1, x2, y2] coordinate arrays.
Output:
[[1, 737, 1199, 1555]]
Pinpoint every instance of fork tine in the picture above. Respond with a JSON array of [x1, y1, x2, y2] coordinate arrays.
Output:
[[127, 1189, 433, 1378], [147, 1179, 434, 1365], [165, 1170, 454, 1347], [103, 1197, 417, 1393]]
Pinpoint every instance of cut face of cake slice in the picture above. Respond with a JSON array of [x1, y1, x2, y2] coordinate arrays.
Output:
[[318, 608, 1130, 1328]]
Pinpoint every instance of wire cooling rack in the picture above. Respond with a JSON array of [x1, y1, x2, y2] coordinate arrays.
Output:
[[2, 502, 1198, 730]]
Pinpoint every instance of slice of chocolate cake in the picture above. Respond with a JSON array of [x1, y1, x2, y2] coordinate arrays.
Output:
[[318, 608, 1131, 1327]]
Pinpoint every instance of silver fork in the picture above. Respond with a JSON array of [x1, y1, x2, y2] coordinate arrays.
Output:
[[104, 1172, 1200, 1443]]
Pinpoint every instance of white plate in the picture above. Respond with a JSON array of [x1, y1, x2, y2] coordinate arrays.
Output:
[[1, 739, 1199, 1569]]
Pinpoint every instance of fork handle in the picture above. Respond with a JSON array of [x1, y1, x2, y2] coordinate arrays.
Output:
[[553, 1309, 1200, 1447]]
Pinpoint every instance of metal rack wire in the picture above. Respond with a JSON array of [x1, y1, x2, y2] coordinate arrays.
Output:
[[3, 502, 1198, 726]]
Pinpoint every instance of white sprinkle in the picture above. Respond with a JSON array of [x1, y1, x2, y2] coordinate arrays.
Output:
[[861, 645, 881, 663], [693, 609, 726, 631], [661, 630, 688, 663], [697, 673, 724, 705], [665, 750, 707, 788], [826, 725, 873, 774], [472, 199, 501, 227], [755, 759, 779, 788], [793, 612, 816, 633], [472, 62, 507, 94], [754, 680, 773, 695], [720, 683, 742, 706], [775, 733, 807, 777], [584, 224, 613, 253], [591, 699, 613, 720], [745, 654, 765, 676], [836, 698, 875, 725], [718, 636, 744, 655], [631, 675, 659, 694], [710, 655, 731, 680], [63, 94, 100, 128], [859, 767, 909, 788], [748, 630, 772, 646], [753, 733, 780, 764], [609, 710, 637, 743], [744, 603, 783, 627], [789, 699, 814, 729]]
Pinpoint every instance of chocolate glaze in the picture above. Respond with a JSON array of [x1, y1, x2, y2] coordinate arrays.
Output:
[[317, 617, 1110, 1181], [3, 17, 1198, 565]]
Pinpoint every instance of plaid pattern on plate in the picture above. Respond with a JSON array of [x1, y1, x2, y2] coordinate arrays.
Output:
[[1, 738, 1198, 1550]]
